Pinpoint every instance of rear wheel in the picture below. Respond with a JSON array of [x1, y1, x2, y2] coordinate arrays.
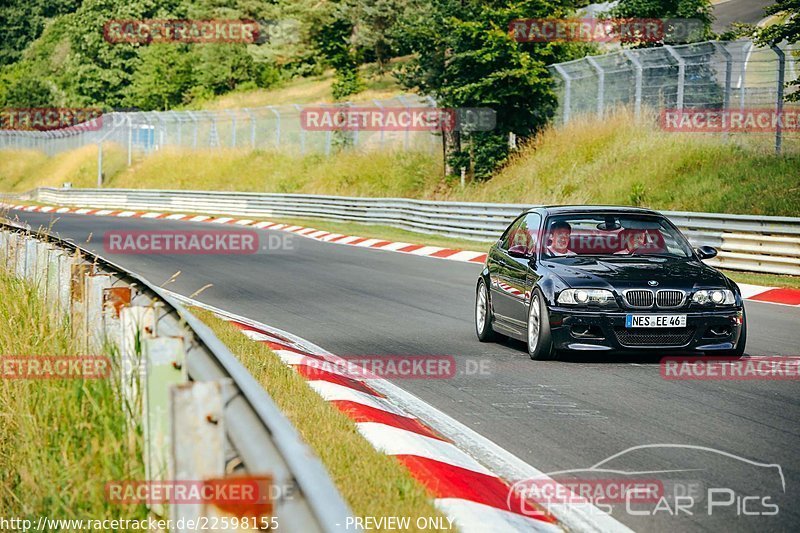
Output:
[[475, 279, 496, 342], [528, 289, 558, 360]]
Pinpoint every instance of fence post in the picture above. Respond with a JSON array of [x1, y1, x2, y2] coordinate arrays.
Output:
[[771, 44, 785, 155], [227, 110, 237, 148], [245, 108, 256, 149], [373, 99, 385, 148], [294, 104, 305, 154], [127, 116, 133, 166], [665, 46, 685, 110], [97, 143, 103, 187], [553, 65, 572, 124], [397, 95, 411, 149], [713, 42, 733, 109], [269, 106, 281, 148], [623, 50, 643, 119], [188, 111, 198, 148], [586, 57, 605, 118], [425, 95, 438, 153], [740, 41, 752, 111]]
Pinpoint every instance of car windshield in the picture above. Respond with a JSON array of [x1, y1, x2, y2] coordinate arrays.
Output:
[[541, 213, 693, 258]]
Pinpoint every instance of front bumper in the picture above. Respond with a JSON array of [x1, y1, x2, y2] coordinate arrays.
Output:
[[548, 306, 744, 353]]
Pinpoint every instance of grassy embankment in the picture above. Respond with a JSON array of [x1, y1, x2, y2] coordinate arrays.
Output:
[[0, 260, 449, 529], [0, 272, 146, 521]]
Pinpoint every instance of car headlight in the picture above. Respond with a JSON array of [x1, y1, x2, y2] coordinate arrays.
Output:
[[692, 289, 736, 306], [557, 289, 616, 306]]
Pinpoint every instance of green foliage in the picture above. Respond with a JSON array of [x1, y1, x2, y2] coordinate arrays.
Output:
[[309, 1, 364, 100], [0, 0, 285, 110], [755, 0, 800, 101], [127, 44, 192, 110], [0, 0, 82, 66], [397, 0, 576, 178]]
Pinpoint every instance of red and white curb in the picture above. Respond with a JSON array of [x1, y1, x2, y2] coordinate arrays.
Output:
[[5, 203, 800, 306], [3, 203, 488, 264], [166, 293, 631, 533]]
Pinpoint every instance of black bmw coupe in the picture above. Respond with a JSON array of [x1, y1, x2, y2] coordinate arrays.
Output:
[[475, 206, 746, 360]]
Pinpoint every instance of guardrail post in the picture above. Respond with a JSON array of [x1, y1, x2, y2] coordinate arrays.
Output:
[[85, 274, 112, 353], [57, 253, 73, 320], [102, 286, 131, 349], [15, 235, 28, 280], [34, 241, 51, 293], [623, 50, 643, 119], [665, 45, 685, 110], [771, 44, 785, 155], [0, 230, 8, 271], [120, 305, 156, 422], [23, 237, 38, 284], [143, 335, 187, 516], [46, 247, 65, 315], [169, 380, 231, 528], [70, 259, 94, 350], [553, 64, 572, 124]]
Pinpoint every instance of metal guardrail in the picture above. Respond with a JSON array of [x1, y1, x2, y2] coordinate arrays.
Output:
[[0, 218, 352, 532], [5, 187, 800, 276]]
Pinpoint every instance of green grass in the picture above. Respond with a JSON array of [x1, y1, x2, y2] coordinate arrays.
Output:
[[2, 109, 797, 216], [0, 272, 145, 521], [190, 307, 451, 532], [722, 270, 800, 290], [189, 60, 407, 110]]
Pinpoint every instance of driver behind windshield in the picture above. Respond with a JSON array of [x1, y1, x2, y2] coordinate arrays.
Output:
[[545, 220, 573, 256]]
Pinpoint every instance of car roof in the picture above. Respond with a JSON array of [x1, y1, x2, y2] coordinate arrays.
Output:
[[529, 205, 662, 216]]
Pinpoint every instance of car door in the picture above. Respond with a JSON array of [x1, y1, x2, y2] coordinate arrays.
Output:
[[490, 213, 541, 326]]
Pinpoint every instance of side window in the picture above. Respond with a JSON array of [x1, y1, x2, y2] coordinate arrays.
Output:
[[500, 213, 541, 253], [500, 216, 526, 250]]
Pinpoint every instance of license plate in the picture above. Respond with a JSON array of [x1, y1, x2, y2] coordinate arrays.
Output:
[[625, 314, 687, 328]]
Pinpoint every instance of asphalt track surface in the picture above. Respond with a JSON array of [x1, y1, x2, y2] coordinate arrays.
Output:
[[712, 0, 773, 33], [11, 210, 800, 533]]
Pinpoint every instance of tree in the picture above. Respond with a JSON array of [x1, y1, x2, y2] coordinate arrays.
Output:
[[397, 0, 574, 179], [127, 44, 192, 110], [755, 0, 799, 101], [309, 0, 363, 100]]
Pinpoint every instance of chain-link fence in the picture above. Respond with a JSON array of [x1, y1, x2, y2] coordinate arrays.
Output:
[[548, 39, 799, 153], [1, 39, 797, 161], [0, 95, 440, 160]]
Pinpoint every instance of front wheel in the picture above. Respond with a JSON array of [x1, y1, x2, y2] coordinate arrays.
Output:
[[475, 279, 496, 342], [528, 289, 558, 360]]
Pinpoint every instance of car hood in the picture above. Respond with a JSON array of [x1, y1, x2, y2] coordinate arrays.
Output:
[[542, 256, 730, 291]]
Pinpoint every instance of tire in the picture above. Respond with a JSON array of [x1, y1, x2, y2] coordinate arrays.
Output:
[[475, 279, 496, 342], [527, 288, 558, 360], [720, 308, 747, 357]]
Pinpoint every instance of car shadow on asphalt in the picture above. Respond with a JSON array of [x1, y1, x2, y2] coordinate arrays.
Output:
[[497, 336, 728, 364]]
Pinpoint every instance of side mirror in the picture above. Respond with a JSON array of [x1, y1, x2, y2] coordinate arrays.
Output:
[[508, 245, 532, 259], [695, 245, 718, 260]]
